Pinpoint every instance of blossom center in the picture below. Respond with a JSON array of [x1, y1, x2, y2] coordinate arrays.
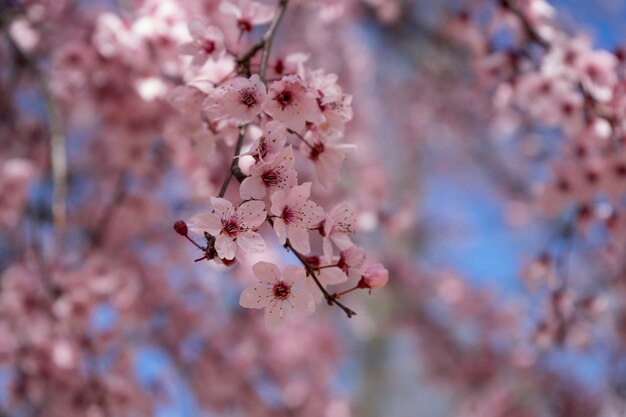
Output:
[[237, 19, 252, 32], [202, 40, 215, 54], [222, 220, 240, 236], [240, 89, 257, 108], [272, 281, 291, 300], [262, 170, 280, 186], [276, 90, 293, 108], [281, 206, 295, 223]]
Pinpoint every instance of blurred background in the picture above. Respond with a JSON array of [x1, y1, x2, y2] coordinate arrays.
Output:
[[2, 0, 626, 416]]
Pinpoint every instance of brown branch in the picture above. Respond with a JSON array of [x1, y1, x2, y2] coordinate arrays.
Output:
[[4, 25, 68, 230]]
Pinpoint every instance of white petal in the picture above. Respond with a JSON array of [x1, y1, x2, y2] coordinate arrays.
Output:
[[252, 261, 281, 284], [240, 175, 266, 200], [236, 200, 266, 228], [292, 290, 315, 316], [319, 267, 348, 285], [239, 285, 272, 309], [188, 212, 222, 235], [210, 197, 234, 220], [265, 299, 288, 330], [237, 231, 266, 254], [177, 42, 197, 56], [188, 19, 206, 40], [219, 2, 242, 19], [273, 218, 287, 245], [283, 265, 306, 286], [286, 182, 312, 206], [287, 224, 311, 254], [270, 190, 287, 216], [215, 234, 236, 260]]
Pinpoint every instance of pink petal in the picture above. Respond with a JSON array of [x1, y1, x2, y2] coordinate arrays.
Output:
[[187, 212, 222, 235], [273, 218, 287, 245], [295, 200, 325, 227], [237, 231, 266, 254], [270, 190, 287, 216], [291, 290, 315, 316], [287, 224, 311, 254], [263, 121, 287, 157], [190, 53, 209, 68], [249, 74, 266, 95], [252, 261, 281, 284], [236, 200, 266, 228], [239, 284, 272, 309], [188, 20, 206, 40], [331, 233, 354, 251], [210, 197, 234, 220], [319, 267, 347, 285], [265, 299, 288, 330], [240, 175, 266, 200], [315, 146, 350, 188], [282, 265, 306, 286], [286, 182, 312, 206], [177, 42, 197, 56], [215, 234, 236, 260], [343, 245, 366, 268], [322, 235, 333, 259], [218, 1, 242, 19]]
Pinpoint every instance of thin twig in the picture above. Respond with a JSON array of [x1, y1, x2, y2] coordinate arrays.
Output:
[[218, 125, 247, 197], [259, 0, 289, 82], [289, 244, 356, 317]]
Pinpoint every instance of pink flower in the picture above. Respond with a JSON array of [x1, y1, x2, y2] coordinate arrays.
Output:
[[204, 74, 266, 123], [263, 75, 323, 131], [337, 245, 366, 279], [358, 264, 389, 290], [241, 120, 287, 163], [178, 20, 224, 67], [270, 182, 325, 254], [304, 132, 355, 188], [219, 0, 274, 33], [307, 69, 353, 136], [239, 261, 315, 329], [322, 202, 356, 258], [240, 146, 297, 200], [187, 197, 266, 260]]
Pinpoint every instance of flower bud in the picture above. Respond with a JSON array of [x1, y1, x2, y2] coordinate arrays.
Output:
[[358, 264, 388, 289], [173, 220, 188, 236]]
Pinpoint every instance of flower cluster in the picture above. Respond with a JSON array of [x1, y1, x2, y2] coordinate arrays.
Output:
[[171, 3, 387, 329], [447, 0, 626, 349]]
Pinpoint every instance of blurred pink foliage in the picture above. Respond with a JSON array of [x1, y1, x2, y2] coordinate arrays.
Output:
[[2, 0, 626, 416]]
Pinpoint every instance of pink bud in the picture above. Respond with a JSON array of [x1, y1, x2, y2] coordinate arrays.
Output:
[[173, 220, 188, 236], [358, 264, 388, 289]]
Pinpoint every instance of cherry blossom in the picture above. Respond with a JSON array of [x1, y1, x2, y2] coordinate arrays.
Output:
[[187, 197, 266, 260], [322, 202, 356, 258], [239, 145, 297, 200], [178, 20, 225, 67], [204, 74, 266, 123], [303, 131, 355, 188], [307, 69, 353, 136], [219, 0, 274, 33], [270, 182, 324, 254], [263, 75, 323, 131], [337, 245, 367, 279], [239, 261, 315, 329], [241, 120, 287, 162]]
